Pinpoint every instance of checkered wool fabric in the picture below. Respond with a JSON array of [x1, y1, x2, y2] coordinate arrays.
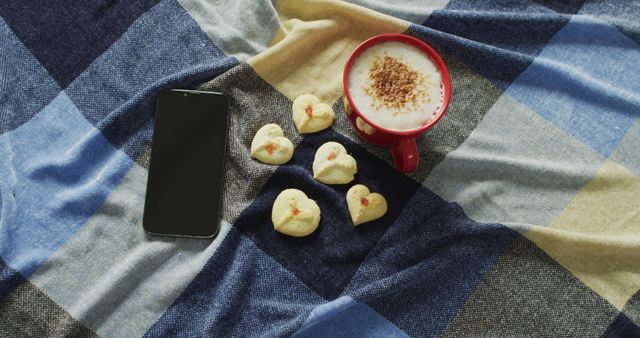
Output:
[[1, 0, 639, 337]]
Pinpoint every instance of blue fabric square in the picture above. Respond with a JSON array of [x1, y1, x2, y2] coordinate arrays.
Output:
[[0, 93, 133, 277], [0, 18, 60, 134], [506, 16, 640, 156], [414, 3, 570, 90], [0, 257, 23, 302], [293, 296, 408, 337], [601, 312, 640, 338], [144, 228, 324, 337], [345, 187, 519, 337], [65, 0, 237, 162], [234, 130, 420, 300], [0, 0, 160, 87]]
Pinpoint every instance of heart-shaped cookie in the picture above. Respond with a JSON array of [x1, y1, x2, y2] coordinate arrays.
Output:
[[292, 94, 335, 134], [312, 141, 357, 184], [271, 189, 321, 237], [356, 116, 376, 135], [250, 124, 294, 165], [343, 96, 353, 116], [346, 184, 387, 226]]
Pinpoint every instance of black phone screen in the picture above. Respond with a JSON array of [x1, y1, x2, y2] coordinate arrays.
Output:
[[143, 89, 229, 238]]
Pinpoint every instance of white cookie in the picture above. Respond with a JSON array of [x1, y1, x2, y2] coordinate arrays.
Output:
[[271, 189, 321, 237], [250, 124, 294, 165], [356, 116, 376, 135], [346, 184, 387, 226], [312, 141, 357, 184], [292, 94, 335, 134], [343, 96, 353, 116]]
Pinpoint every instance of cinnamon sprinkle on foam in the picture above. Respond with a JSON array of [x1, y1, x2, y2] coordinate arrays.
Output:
[[363, 55, 426, 113]]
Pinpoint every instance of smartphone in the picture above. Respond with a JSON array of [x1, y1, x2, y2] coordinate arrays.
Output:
[[143, 89, 229, 238]]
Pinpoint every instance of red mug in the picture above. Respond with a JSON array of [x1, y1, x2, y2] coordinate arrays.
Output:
[[343, 33, 452, 173]]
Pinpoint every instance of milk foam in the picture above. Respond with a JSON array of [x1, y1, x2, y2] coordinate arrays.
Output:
[[348, 41, 443, 131]]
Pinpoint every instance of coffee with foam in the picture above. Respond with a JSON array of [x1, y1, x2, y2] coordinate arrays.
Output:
[[347, 41, 444, 131]]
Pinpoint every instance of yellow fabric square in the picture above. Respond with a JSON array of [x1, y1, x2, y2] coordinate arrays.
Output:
[[248, 0, 408, 105], [526, 160, 640, 309]]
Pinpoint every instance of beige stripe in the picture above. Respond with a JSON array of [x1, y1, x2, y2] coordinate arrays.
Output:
[[248, 0, 408, 105]]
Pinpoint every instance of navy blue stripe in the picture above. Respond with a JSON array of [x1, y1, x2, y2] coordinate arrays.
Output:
[[415, 9, 570, 90], [0, 0, 160, 88], [533, 0, 587, 14], [601, 312, 640, 338]]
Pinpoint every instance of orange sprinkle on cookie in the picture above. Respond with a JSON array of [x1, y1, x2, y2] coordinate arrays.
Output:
[[265, 143, 276, 155]]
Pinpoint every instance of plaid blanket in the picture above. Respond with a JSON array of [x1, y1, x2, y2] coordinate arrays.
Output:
[[1, 0, 639, 337]]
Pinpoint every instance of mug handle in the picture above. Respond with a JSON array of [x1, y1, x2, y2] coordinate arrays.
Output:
[[390, 138, 419, 173]]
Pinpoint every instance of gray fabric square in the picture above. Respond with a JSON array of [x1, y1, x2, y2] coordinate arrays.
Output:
[[197, 63, 300, 223], [0, 281, 98, 338], [442, 237, 619, 337]]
